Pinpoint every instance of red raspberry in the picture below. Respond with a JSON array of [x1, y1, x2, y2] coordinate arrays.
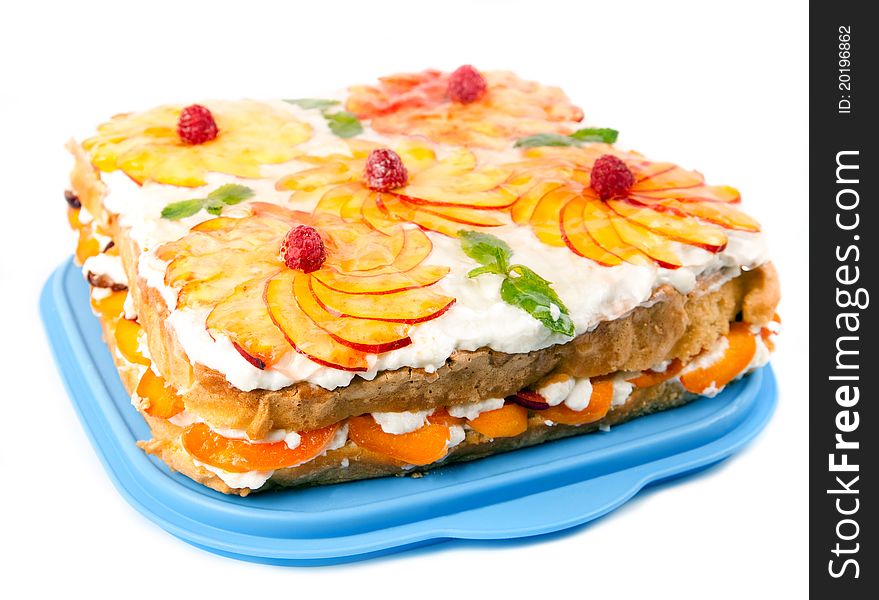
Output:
[[280, 225, 326, 273], [590, 154, 635, 200], [177, 104, 219, 145], [447, 65, 487, 104], [364, 148, 408, 192]]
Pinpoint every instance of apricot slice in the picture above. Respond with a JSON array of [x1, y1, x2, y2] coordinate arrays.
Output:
[[607, 199, 728, 252], [581, 198, 651, 266], [347, 415, 450, 465], [182, 422, 340, 473], [632, 163, 703, 191], [293, 274, 411, 353], [541, 378, 614, 425], [114, 318, 150, 366], [628, 358, 684, 388], [310, 277, 454, 324], [511, 179, 565, 224], [361, 192, 401, 235], [402, 199, 505, 228], [136, 369, 184, 419], [610, 214, 682, 269], [658, 199, 760, 232], [206, 275, 291, 369], [467, 403, 528, 438], [265, 271, 370, 371], [560, 196, 622, 266], [339, 226, 435, 277], [92, 289, 127, 321], [319, 216, 406, 273], [315, 183, 368, 220], [529, 186, 579, 247], [680, 322, 757, 394], [312, 264, 449, 295], [378, 193, 469, 237], [277, 161, 356, 192]]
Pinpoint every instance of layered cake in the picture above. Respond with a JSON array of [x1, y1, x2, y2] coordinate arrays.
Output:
[[65, 66, 780, 495]]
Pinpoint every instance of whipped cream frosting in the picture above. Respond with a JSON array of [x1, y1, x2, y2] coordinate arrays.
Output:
[[91, 99, 771, 393]]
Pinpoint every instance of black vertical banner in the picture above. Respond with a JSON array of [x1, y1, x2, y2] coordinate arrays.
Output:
[[810, 2, 876, 597]]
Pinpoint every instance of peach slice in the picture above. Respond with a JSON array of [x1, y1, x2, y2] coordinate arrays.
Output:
[[395, 139, 438, 174], [400, 185, 518, 210], [319, 216, 406, 273], [632, 184, 741, 204], [467, 403, 528, 438], [276, 161, 357, 192], [310, 277, 454, 324], [560, 196, 622, 266], [293, 274, 412, 353], [182, 422, 340, 473], [541, 378, 614, 425], [628, 358, 684, 388], [580, 199, 651, 266], [529, 186, 579, 247], [378, 193, 469, 237], [312, 264, 449, 295], [114, 318, 150, 366], [315, 183, 369, 221], [632, 163, 703, 191], [92, 289, 127, 321], [658, 199, 761, 232], [347, 415, 450, 465], [265, 271, 370, 371], [680, 322, 757, 394], [400, 198, 505, 227], [510, 179, 565, 224], [136, 369, 184, 419], [344, 226, 435, 277], [361, 192, 402, 235], [610, 213, 682, 269], [206, 275, 291, 369], [607, 199, 728, 252]]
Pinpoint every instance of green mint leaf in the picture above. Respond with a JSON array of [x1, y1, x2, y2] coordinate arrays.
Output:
[[207, 183, 255, 206], [467, 264, 506, 278], [457, 230, 513, 273], [324, 110, 363, 138], [283, 98, 341, 111], [569, 127, 619, 143], [500, 265, 575, 336], [513, 133, 578, 149], [161, 199, 205, 220]]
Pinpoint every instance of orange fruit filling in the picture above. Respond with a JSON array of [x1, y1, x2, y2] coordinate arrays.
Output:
[[680, 322, 757, 394], [114, 318, 150, 366], [466, 403, 528, 438], [628, 358, 684, 388], [347, 415, 450, 465], [136, 369, 185, 419], [182, 422, 339, 473], [541, 377, 614, 426]]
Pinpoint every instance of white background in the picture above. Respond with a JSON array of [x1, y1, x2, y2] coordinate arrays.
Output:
[[0, 1, 808, 597]]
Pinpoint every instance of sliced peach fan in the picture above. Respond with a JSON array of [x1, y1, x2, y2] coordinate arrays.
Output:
[[509, 147, 762, 269], [83, 100, 312, 186], [155, 201, 454, 373], [277, 139, 516, 237], [346, 69, 584, 148]]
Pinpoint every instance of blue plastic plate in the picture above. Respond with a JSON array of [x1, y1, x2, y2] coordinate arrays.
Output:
[[41, 258, 777, 565]]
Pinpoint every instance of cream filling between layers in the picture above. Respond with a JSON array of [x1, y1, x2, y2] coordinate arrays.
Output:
[[95, 100, 771, 393]]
